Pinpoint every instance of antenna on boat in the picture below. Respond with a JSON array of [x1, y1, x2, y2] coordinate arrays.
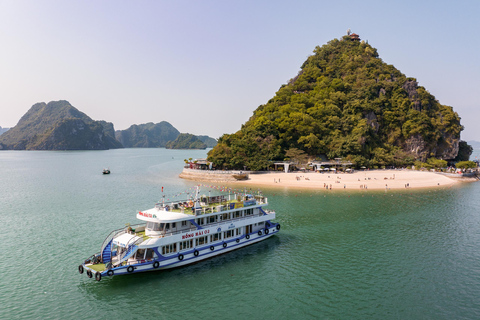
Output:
[[162, 186, 165, 207]]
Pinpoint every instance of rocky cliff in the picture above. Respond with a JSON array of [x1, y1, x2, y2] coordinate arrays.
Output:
[[0, 100, 122, 150]]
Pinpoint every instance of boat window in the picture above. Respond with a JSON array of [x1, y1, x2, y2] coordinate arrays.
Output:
[[165, 223, 170, 230], [208, 216, 216, 223], [162, 243, 177, 255], [223, 230, 234, 239], [136, 249, 145, 260], [172, 222, 176, 228], [181, 221, 187, 227], [210, 233, 221, 242], [236, 228, 242, 236], [146, 248, 155, 259], [147, 222, 161, 231], [180, 239, 193, 250], [195, 236, 208, 246]]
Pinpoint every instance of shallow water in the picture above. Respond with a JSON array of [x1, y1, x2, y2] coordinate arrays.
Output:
[[1, 149, 479, 319]]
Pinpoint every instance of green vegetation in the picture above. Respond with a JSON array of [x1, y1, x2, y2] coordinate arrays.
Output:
[[455, 141, 473, 162], [196, 135, 217, 148], [208, 35, 469, 170], [414, 158, 448, 170], [455, 161, 477, 170], [115, 121, 180, 148], [115, 123, 216, 149], [166, 133, 207, 149]]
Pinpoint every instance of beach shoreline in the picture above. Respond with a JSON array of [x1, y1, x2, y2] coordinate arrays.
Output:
[[180, 169, 477, 191]]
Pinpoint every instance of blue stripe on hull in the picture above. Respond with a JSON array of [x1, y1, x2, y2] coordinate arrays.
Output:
[[96, 226, 279, 277]]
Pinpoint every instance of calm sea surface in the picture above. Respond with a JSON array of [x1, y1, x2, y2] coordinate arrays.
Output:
[[1, 148, 479, 320]]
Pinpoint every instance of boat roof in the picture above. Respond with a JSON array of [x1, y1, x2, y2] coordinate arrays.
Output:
[[113, 233, 141, 247], [137, 208, 192, 223]]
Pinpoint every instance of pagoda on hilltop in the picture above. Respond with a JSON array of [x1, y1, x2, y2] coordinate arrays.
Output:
[[349, 33, 360, 41]]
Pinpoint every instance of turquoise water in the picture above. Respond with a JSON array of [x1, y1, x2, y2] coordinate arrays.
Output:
[[1, 149, 479, 319]]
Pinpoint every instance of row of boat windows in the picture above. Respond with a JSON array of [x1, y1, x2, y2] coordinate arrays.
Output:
[[197, 208, 254, 225], [161, 227, 246, 255], [146, 208, 256, 232], [147, 221, 185, 231]]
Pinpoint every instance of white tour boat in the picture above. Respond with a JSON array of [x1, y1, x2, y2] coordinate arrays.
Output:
[[78, 186, 280, 281]]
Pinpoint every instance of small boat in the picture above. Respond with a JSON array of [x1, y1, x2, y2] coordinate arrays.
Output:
[[103, 168, 110, 174], [232, 173, 248, 180], [78, 186, 280, 281]]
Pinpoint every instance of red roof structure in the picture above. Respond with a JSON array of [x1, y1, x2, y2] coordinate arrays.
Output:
[[350, 33, 360, 41]]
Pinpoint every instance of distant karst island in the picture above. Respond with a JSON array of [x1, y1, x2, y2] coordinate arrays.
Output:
[[205, 32, 472, 170], [0, 100, 216, 150]]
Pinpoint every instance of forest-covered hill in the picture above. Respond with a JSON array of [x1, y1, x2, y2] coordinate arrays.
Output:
[[207, 34, 470, 170], [165, 133, 207, 149], [115, 122, 180, 148]]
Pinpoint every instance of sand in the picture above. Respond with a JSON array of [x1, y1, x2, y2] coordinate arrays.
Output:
[[232, 169, 464, 191]]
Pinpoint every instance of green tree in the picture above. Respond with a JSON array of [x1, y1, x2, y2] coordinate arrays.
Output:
[[285, 148, 308, 166], [455, 161, 477, 170], [427, 158, 447, 170]]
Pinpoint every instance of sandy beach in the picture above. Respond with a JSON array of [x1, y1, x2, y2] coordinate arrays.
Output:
[[232, 170, 467, 191]]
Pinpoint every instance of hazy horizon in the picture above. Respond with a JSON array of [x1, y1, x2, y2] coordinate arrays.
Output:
[[1, 1, 479, 140]]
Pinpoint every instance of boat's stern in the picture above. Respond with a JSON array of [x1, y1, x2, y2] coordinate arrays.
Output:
[[78, 253, 108, 281]]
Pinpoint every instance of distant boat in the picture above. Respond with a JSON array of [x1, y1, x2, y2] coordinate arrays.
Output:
[[103, 169, 111, 175], [232, 173, 248, 180]]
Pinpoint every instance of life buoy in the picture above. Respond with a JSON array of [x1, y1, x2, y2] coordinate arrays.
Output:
[[153, 261, 160, 268], [178, 254, 184, 261], [194, 250, 199, 257], [210, 246, 214, 251], [258, 230, 262, 236], [78, 265, 84, 274], [265, 228, 269, 235], [276, 224, 281, 231], [246, 235, 250, 240], [127, 266, 134, 273], [236, 239, 240, 243], [223, 242, 227, 248], [107, 270, 114, 276], [95, 272, 102, 281], [87, 270, 93, 278]]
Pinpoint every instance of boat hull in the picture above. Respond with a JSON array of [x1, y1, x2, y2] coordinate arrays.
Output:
[[81, 223, 280, 279]]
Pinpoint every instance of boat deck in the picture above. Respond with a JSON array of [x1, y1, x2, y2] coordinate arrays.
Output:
[[160, 198, 260, 215], [88, 263, 106, 272]]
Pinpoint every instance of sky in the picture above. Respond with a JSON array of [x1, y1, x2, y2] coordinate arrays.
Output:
[[0, 0, 479, 141]]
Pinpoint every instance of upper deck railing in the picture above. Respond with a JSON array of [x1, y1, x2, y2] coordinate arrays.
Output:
[[153, 194, 268, 216]]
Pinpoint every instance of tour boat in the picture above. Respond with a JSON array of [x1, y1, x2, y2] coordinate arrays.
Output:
[[78, 186, 280, 281]]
